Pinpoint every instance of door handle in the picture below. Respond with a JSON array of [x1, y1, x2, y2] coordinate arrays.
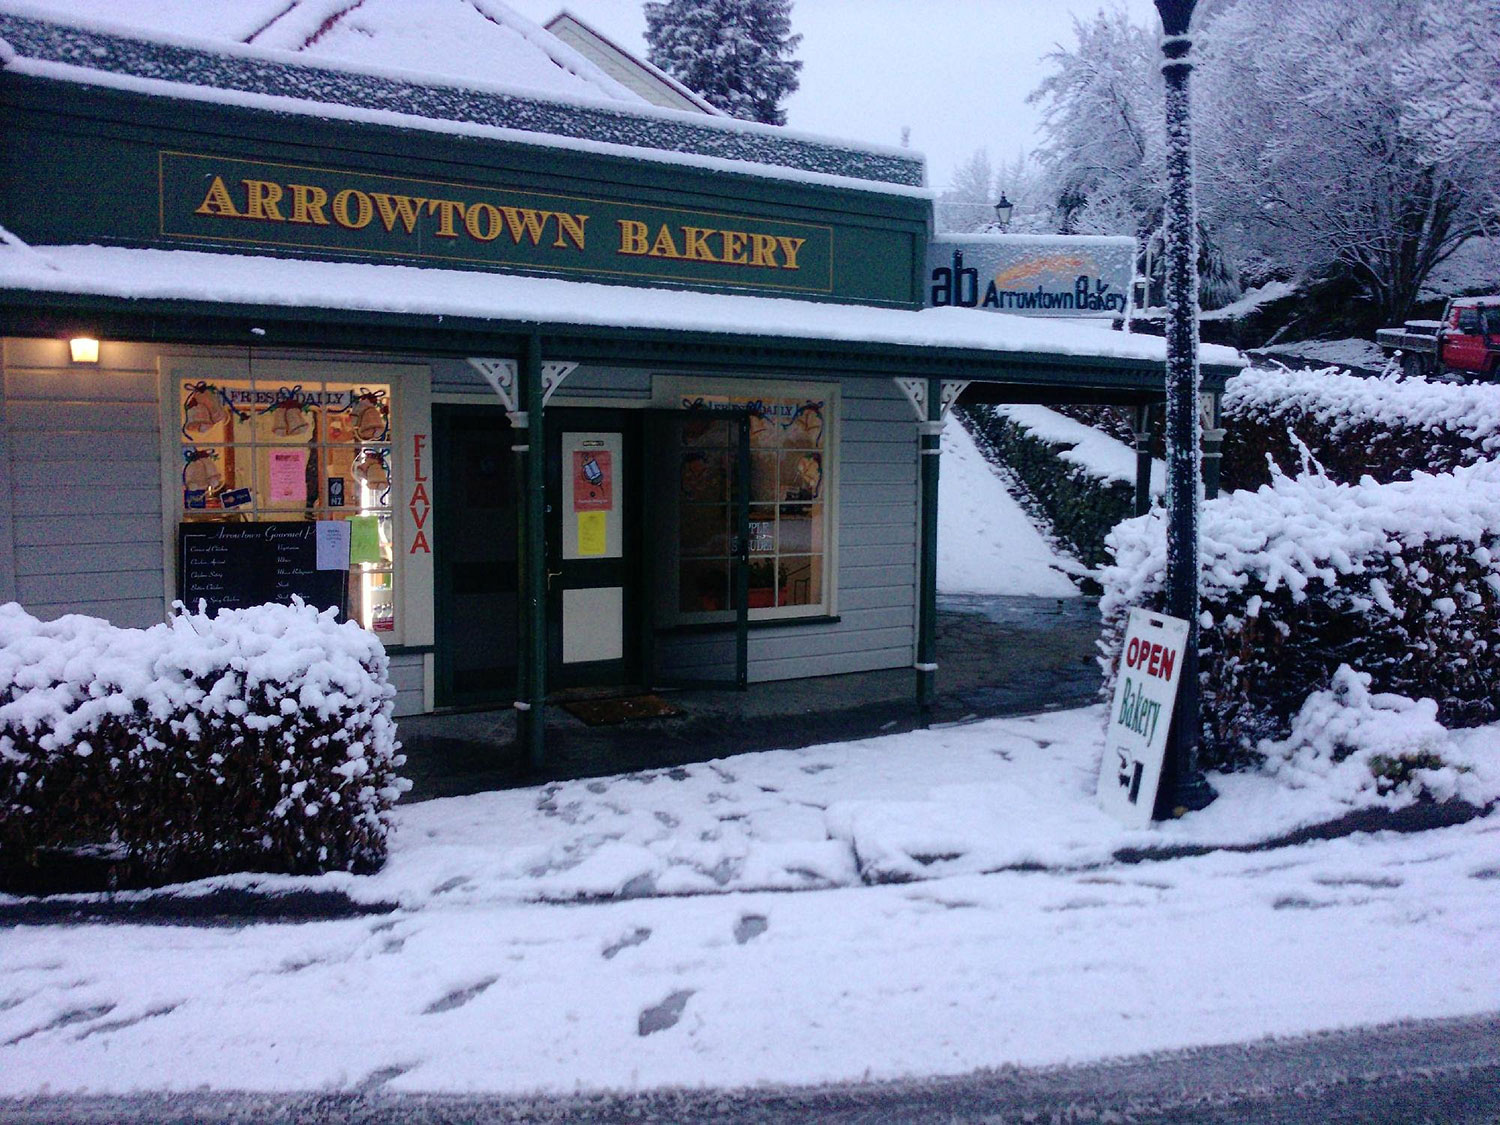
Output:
[[547, 569, 563, 591]]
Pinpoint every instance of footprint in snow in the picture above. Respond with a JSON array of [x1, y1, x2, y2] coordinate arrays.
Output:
[[733, 915, 768, 944], [423, 977, 497, 1014], [638, 990, 694, 1036], [602, 927, 652, 960]]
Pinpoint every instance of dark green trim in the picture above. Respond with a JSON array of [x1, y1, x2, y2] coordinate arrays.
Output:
[[0, 292, 1240, 396], [521, 332, 547, 769], [381, 644, 435, 656], [0, 13, 923, 187]]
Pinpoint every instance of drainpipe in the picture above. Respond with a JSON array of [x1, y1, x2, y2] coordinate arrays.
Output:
[[915, 376, 943, 715], [520, 330, 548, 769]]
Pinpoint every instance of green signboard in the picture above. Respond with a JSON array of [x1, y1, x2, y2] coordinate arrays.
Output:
[[158, 151, 835, 295]]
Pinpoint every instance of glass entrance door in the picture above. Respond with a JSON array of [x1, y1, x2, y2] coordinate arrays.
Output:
[[432, 404, 518, 708], [644, 408, 751, 689]]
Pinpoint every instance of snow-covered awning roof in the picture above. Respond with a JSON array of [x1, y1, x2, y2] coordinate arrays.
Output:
[[0, 242, 1246, 387], [0, 6, 925, 192]]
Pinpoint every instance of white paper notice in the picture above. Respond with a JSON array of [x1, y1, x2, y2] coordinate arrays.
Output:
[[315, 520, 351, 571]]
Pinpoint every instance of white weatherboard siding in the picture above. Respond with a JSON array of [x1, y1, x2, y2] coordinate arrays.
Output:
[[2, 337, 165, 629], [1, 338, 432, 717]]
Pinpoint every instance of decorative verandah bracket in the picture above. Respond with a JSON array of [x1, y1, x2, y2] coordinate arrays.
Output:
[[468, 357, 580, 438], [893, 377, 971, 424]]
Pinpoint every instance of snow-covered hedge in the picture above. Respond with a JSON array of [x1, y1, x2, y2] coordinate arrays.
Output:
[[1222, 365, 1500, 489], [958, 403, 1160, 568], [0, 601, 408, 884], [1100, 459, 1500, 768]]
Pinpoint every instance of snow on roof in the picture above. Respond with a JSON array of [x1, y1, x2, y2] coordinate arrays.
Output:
[[0, 5, 925, 189], [544, 10, 722, 116], [0, 242, 1246, 372], [244, 0, 643, 106], [1, 0, 640, 104]]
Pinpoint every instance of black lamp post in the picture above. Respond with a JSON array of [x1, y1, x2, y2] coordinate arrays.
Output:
[[1153, 0, 1215, 816], [993, 193, 1014, 230]]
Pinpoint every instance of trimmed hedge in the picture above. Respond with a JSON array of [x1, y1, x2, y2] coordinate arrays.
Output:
[[0, 600, 409, 885], [1222, 365, 1500, 490], [958, 403, 1149, 569], [1100, 459, 1500, 770]]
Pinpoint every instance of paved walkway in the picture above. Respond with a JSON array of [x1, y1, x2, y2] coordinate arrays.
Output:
[[399, 594, 1101, 800]]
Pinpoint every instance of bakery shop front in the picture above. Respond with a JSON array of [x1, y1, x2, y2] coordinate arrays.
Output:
[[0, 11, 1242, 765]]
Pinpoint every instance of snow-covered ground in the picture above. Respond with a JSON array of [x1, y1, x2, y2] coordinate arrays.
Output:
[[937, 417, 1080, 597], [1255, 338, 1389, 370], [3, 706, 1498, 1097]]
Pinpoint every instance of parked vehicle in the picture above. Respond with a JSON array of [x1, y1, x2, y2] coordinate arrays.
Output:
[[1377, 296, 1500, 381]]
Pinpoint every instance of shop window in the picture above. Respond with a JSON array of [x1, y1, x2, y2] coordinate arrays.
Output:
[[176, 373, 396, 636], [663, 381, 835, 623]]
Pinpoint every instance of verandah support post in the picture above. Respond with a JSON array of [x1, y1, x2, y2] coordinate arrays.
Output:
[[915, 375, 943, 715], [1132, 403, 1154, 518], [1155, 0, 1214, 815], [520, 330, 548, 769]]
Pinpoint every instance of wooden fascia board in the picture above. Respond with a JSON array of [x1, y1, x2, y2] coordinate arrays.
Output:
[[0, 289, 1235, 392]]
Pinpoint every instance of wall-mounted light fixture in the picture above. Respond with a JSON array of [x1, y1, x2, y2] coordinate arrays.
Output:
[[68, 337, 100, 364]]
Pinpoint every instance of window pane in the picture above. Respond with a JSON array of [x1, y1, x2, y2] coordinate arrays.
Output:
[[681, 450, 726, 502], [257, 444, 319, 510], [681, 416, 730, 448], [680, 504, 728, 558], [681, 558, 730, 613], [779, 451, 823, 501], [749, 451, 777, 501], [181, 446, 254, 511], [180, 379, 252, 444], [747, 506, 776, 555], [782, 401, 826, 449], [779, 503, 822, 553], [777, 555, 823, 607]]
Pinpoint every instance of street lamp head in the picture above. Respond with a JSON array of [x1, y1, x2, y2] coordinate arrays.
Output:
[[994, 194, 1014, 230]]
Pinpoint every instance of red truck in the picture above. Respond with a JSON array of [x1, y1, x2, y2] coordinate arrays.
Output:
[[1377, 296, 1500, 381]]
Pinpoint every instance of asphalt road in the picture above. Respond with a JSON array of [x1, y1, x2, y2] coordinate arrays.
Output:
[[3, 1011, 1497, 1124]]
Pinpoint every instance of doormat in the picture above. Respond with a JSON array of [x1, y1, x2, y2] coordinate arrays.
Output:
[[562, 695, 684, 726]]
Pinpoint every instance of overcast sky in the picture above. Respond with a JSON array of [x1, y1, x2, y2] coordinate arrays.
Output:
[[505, 0, 1164, 190]]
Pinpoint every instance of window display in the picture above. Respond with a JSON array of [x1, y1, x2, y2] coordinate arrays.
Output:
[[671, 386, 832, 621], [176, 373, 396, 635]]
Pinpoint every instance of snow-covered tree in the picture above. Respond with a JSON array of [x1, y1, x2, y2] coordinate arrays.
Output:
[[1197, 0, 1496, 324], [936, 148, 1051, 234], [1028, 10, 1161, 239], [643, 0, 802, 126]]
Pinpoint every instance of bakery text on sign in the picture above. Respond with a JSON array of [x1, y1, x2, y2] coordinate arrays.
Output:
[[1114, 633, 1177, 743], [189, 174, 805, 272]]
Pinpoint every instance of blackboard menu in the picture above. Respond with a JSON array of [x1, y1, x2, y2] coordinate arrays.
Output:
[[178, 521, 349, 619]]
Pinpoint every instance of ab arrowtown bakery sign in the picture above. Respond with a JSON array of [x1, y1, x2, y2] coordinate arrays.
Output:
[[160, 152, 834, 293]]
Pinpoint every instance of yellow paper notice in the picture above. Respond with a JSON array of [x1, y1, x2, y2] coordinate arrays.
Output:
[[577, 511, 606, 557], [348, 515, 382, 564]]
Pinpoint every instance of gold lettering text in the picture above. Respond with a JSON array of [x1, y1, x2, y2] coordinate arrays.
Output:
[[776, 236, 806, 271], [499, 206, 551, 246], [331, 189, 373, 229], [553, 212, 588, 250], [618, 219, 650, 256], [649, 225, 683, 259], [464, 202, 503, 242], [194, 175, 242, 218], [721, 230, 749, 265], [288, 183, 329, 225], [682, 226, 718, 262], [426, 198, 465, 239], [749, 233, 779, 267], [371, 192, 429, 234], [242, 180, 285, 221]]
